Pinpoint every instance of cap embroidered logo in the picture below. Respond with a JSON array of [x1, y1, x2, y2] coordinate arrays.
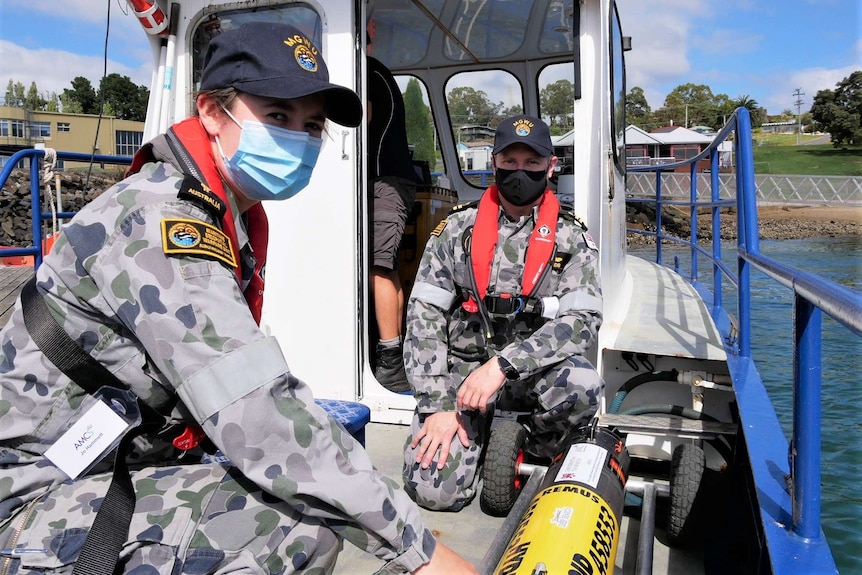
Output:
[[284, 34, 319, 73], [513, 118, 535, 137]]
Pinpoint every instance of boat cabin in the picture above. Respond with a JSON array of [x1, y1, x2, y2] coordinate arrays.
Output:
[[135, 0, 630, 423]]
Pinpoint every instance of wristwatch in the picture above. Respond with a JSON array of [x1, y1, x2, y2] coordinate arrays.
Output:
[[497, 356, 519, 381]]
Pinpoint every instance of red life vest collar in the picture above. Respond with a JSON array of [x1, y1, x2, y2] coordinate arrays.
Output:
[[467, 186, 559, 309], [128, 118, 269, 324]]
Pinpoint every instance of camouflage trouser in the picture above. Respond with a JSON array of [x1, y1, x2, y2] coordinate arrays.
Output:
[[0, 464, 341, 574], [402, 356, 602, 511]]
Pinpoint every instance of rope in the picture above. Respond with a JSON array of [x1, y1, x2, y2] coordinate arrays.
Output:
[[40, 148, 59, 236]]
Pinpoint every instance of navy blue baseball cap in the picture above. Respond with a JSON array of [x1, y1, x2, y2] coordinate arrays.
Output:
[[200, 22, 362, 127], [493, 114, 553, 156]]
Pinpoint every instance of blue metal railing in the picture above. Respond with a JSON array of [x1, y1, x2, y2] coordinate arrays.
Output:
[[0, 149, 132, 268], [628, 108, 861, 572]]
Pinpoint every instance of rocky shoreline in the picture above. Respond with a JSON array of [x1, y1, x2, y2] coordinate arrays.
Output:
[[626, 204, 862, 245], [626, 203, 861, 245], [1, 170, 123, 247], [1, 169, 859, 247]]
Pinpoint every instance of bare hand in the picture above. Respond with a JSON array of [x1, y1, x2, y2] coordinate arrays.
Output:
[[456, 358, 506, 414], [413, 541, 478, 575], [411, 411, 471, 470]]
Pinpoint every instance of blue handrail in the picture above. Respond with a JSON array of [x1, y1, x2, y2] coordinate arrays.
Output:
[[0, 148, 132, 268], [628, 108, 860, 572]]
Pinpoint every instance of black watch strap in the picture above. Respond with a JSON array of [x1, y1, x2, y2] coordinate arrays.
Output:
[[497, 356, 519, 380]]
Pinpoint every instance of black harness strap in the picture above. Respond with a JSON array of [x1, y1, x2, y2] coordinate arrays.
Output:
[[20, 276, 164, 575]]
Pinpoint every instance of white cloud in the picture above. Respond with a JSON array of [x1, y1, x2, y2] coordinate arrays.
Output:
[[617, 1, 710, 108], [7, 0, 120, 23], [0, 2, 155, 97], [617, 0, 858, 116], [762, 65, 860, 115], [0, 40, 154, 97]]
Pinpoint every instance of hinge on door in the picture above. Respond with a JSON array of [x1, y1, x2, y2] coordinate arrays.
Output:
[[607, 149, 615, 201]]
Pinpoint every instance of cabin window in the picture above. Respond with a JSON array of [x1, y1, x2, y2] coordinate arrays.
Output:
[[539, 0, 576, 54], [538, 62, 575, 180], [445, 70, 521, 193], [189, 5, 323, 92], [392, 75, 441, 186], [610, 5, 626, 173], [444, 2, 532, 61]]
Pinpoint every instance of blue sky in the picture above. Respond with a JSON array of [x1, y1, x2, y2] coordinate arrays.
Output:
[[0, 0, 859, 116]]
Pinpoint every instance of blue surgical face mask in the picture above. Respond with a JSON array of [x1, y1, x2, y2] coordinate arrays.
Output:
[[216, 109, 323, 202]]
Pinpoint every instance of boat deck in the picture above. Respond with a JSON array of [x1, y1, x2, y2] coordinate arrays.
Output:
[[0, 265, 701, 574], [333, 422, 703, 574]]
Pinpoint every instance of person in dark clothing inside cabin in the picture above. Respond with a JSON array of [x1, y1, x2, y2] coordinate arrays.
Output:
[[367, 17, 420, 393]]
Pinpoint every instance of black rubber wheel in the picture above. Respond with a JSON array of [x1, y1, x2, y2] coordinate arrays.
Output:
[[480, 420, 527, 516], [667, 442, 706, 545]]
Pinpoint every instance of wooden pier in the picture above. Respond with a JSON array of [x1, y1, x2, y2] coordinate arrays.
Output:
[[0, 266, 34, 327]]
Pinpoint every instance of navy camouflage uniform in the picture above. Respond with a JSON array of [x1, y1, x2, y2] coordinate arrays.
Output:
[[402, 200, 603, 511], [0, 136, 434, 574]]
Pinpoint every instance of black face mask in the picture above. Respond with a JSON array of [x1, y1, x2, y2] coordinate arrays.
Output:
[[495, 168, 548, 206]]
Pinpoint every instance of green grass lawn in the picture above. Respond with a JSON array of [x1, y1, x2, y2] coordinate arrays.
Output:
[[751, 133, 862, 176]]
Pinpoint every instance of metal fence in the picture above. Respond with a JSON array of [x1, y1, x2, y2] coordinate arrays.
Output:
[[627, 172, 862, 206]]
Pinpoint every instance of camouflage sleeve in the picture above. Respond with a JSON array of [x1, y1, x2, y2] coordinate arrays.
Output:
[[404, 219, 461, 414], [498, 229, 603, 378], [77, 196, 434, 571]]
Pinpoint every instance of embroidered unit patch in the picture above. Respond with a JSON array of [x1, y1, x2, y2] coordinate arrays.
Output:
[[161, 218, 237, 267]]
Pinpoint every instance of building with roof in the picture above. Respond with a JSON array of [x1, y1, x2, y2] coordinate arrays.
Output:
[[761, 120, 797, 134], [625, 125, 724, 173], [0, 106, 144, 169]]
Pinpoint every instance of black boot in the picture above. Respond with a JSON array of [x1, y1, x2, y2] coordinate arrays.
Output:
[[375, 346, 410, 393]]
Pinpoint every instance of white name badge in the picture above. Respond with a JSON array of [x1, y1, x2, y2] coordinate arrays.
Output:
[[45, 389, 140, 479]]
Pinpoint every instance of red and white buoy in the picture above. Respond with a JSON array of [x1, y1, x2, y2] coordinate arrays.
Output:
[[126, 0, 169, 36]]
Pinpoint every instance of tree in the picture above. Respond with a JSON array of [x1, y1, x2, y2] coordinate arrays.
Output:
[[63, 77, 98, 115], [59, 92, 83, 114], [500, 104, 523, 118], [98, 73, 149, 121], [626, 86, 652, 129], [24, 82, 47, 111], [4, 80, 15, 106], [3, 81, 27, 107], [659, 83, 723, 129], [730, 95, 764, 128], [540, 79, 574, 132], [810, 70, 862, 147], [446, 86, 502, 128], [45, 92, 60, 113], [403, 78, 436, 170]]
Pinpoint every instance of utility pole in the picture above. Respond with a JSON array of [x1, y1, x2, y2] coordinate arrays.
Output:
[[793, 88, 805, 145]]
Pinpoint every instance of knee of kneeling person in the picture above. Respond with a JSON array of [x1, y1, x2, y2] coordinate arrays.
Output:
[[402, 464, 475, 512]]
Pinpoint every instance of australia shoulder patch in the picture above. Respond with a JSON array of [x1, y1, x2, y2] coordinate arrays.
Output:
[[178, 175, 226, 222], [161, 218, 237, 268]]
